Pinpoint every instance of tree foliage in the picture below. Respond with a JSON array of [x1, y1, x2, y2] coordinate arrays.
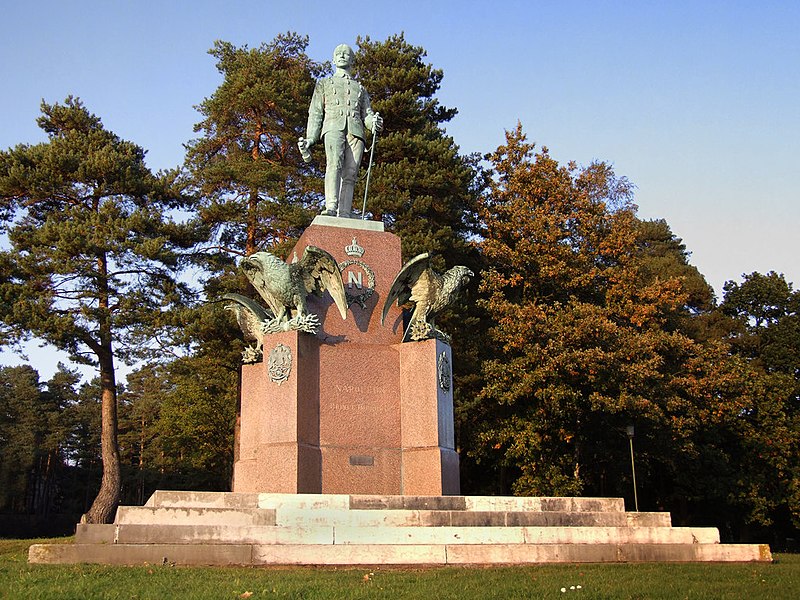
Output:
[[722, 272, 800, 378], [353, 34, 483, 266], [0, 364, 86, 520], [634, 218, 715, 314], [186, 33, 326, 258], [118, 354, 238, 502], [718, 271, 800, 528], [0, 97, 198, 522], [474, 124, 670, 496]]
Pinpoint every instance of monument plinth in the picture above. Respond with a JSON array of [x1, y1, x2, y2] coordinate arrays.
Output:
[[232, 217, 460, 495]]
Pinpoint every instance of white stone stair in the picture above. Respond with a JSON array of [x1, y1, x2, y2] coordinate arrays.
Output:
[[27, 491, 772, 565]]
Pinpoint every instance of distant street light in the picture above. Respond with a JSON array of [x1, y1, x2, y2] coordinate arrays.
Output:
[[627, 424, 639, 512]]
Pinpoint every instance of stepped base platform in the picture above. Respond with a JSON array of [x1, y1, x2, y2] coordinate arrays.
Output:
[[28, 492, 771, 566]]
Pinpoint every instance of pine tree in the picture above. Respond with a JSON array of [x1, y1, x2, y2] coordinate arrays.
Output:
[[186, 33, 326, 259], [353, 34, 483, 266], [0, 365, 45, 513], [633, 218, 714, 314], [0, 97, 199, 523]]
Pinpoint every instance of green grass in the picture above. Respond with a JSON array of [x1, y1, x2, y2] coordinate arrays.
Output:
[[1, 539, 798, 599]]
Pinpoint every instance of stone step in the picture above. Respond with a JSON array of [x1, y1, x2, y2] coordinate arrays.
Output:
[[274, 507, 668, 528], [29, 541, 771, 566], [117, 503, 669, 529], [76, 523, 717, 546], [146, 492, 627, 514], [145, 491, 260, 509], [468, 496, 626, 513], [115, 506, 276, 527], [333, 525, 718, 546]]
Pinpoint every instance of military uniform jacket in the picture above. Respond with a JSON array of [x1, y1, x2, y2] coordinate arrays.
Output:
[[306, 72, 375, 143]]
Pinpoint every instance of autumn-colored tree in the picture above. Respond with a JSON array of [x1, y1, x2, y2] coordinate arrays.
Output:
[[472, 125, 707, 499], [468, 126, 800, 543]]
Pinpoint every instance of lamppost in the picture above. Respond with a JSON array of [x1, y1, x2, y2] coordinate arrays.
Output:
[[626, 424, 639, 512]]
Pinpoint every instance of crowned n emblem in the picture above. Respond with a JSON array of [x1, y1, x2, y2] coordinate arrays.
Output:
[[340, 237, 375, 309]]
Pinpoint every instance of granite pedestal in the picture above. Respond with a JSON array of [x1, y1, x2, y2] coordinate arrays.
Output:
[[232, 217, 460, 495]]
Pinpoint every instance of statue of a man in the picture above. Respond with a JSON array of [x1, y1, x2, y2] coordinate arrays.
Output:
[[298, 44, 383, 218]]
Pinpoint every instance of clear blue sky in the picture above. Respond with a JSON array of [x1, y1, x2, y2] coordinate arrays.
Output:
[[2, 1, 799, 377]]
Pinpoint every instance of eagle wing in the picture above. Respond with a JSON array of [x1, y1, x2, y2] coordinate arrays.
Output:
[[296, 245, 348, 320], [408, 267, 443, 321], [223, 292, 272, 341], [241, 252, 290, 318], [381, 252, 434, 326]]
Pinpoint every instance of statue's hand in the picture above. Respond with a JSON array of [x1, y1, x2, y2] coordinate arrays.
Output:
[[298, 137, 312, 163], [372, 113, 384, 132]]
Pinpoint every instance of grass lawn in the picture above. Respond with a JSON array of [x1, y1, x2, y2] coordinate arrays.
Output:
[[1, 538, 797, 599]]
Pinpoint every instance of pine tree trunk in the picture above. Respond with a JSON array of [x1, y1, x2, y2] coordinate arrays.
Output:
[[83, 252, 121, 524], [246, 188, 258, 256], [83, 351, 121, 524]]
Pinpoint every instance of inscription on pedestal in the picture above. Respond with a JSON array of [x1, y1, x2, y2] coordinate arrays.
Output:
[[349, 455, 375, 467]]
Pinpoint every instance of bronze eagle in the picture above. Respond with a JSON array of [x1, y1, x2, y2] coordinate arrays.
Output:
[[381, 253, 473, 342], [240, 246, 348, 333], [223, 292, 272, 363]]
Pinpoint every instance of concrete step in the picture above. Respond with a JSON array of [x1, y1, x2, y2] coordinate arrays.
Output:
[[118, 503, 670, 530], [146, 492, 627, 515], [29, 541, 771, 566], [29, 542, 254, 566], [274, 507, 665, 528], [145, 491, 260, 509], [122, 500, 670, 527], [76, 523, 717, 546], [115, 506, 276, 527], [333, 525, 719, 546]]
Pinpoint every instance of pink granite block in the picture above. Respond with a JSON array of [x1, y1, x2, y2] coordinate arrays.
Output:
[[320, 447, 403, 495], [293, 224, 404, 345], [401, 448, 444, 496], [398, 340, 455, 449], [317, 343, 401, 447]]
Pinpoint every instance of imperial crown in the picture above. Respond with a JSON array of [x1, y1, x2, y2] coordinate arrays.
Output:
[[345, 237, 365, 257]]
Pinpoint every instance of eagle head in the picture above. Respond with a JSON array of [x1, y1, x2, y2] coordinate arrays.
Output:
[[443, 265, 474, 296]]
